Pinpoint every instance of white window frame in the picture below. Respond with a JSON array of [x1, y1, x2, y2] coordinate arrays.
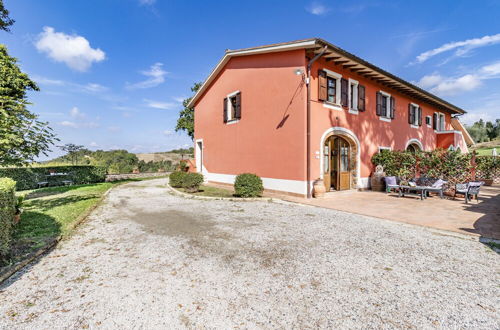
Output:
[[439, 112, 445, 131], [195, 139, 204, 173], [322, 68, 342, 111], [348, 78, 359, 114], [434, 112, 445, 132], [426, 115, 432, 128], [379, 90, 392, 122], [225, 90, 240, 124], [410, 103, 420, 128], [378, 146, 392, 152]]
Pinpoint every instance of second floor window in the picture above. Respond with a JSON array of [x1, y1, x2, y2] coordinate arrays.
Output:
[[327, 77, 336, 103], [376, 91, 394, 120], [408, 103, 422, 127], [433, 112, 445, 131], [223, 91, 241, 123]]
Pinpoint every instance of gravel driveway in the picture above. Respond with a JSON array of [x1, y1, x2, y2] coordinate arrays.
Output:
[[0, 178, 498, 329]]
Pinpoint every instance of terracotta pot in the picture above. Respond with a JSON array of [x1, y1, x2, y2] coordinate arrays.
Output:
[[14, 213, 21, 224], [482, 179, 493, 186], [132, 169, 140, 174], [313, 180, 326, 198]]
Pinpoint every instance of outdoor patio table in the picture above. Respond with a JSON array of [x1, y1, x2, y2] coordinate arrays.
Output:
[[398, 185, 426, 200]]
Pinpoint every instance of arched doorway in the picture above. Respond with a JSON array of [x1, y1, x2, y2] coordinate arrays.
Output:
[[323, 135, 351, 191], [406, 143, 420, 153], [405, 139, 423, 153]]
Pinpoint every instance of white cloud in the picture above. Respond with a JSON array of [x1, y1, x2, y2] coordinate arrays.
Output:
[[163, 130, 174, 136], [139, 0, 156, 5], [69, 106, 85, 119], [414, 33, 500, 64], [144, 99, 178, 110], [59, 120, 78, 128], [172, 96, 186, 103], [35, 27, 106, 71], [306, 2, 329, 15], [480, 61, 500, 77], [416, 60, 500, 96], [32, 75, 108, 94], [89, 141, 98, 147], [431, 74, 481, 96], [83, 83, 107, 93], [416, 74, 444, 89], [126, 63, 167, 90]]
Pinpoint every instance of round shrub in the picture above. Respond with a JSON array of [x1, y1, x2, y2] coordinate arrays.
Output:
[[169, 171, 187, 188], [181, 173, 204, 192], [234, 173, 263, 197]]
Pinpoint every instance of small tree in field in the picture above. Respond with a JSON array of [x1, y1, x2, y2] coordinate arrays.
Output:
[[59, 144, 85, 165], [175, 82, 202, 140]]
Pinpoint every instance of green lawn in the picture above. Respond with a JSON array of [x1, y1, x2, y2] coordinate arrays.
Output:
[[4, 176, 168, 268], [474, 147, 498, 156], [181, 184, 235, 198]]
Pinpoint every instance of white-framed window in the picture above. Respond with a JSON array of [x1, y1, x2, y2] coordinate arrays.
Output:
[[439, 113, 445, 131], [409, 103, 421, 128], [425, 115, 432, 127], [377, 90, 393, 122], [348, 78, 359, 113], [434, 112, 445, 131], [378, 146, 391, 153], [324, 69, 342, 106], [224, 91, 241, 123]]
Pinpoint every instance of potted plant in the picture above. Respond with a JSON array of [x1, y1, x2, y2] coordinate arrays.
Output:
[[14, 196, 24, 224]]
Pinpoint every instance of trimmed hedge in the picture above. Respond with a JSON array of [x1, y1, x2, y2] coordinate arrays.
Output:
[[234, 173, 263, 197], [0, 166, 107, 191], [182, 173, 204, 192], [169, 171, 187, 188], [0, 178, 16, 261]]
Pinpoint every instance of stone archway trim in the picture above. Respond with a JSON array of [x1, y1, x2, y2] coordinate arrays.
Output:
[[319, 127, 361, 189], [405, 138, 424, 151]]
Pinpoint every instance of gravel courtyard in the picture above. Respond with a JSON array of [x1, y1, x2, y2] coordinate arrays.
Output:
[[0, 178, 498, 329]]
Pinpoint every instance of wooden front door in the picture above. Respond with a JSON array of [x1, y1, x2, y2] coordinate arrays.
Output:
[[323, 136, 350, 191], [337, 137, 350, 190]]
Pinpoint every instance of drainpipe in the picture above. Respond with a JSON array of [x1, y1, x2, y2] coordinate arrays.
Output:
[[306, 45, 328, 198]]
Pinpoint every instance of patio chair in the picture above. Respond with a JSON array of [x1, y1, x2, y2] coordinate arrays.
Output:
[[423, 179, 447, 199], [454, 181, 484, 204], [384, 176, 399, 193], [35, 174, 49, 189]]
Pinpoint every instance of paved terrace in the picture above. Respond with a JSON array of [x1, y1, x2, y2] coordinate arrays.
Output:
[[272, 185, 500, 240]]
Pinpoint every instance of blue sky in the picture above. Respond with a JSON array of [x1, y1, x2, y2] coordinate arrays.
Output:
[[1, 0, 499, 159]]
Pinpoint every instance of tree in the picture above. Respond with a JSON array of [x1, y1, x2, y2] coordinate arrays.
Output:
[[58, 144, 85, 165], [0, 0, 14, 32], [466, 118, 500, 143], [175, 82, 202, 140], [0, 45, 57, 166]]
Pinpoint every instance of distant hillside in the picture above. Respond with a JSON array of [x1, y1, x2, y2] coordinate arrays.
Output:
[[135, 152, 192, 163]]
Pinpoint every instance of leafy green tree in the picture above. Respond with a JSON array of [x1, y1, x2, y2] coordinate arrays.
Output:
[[466, 118, 500, 143], [0, 0, 15, 32], [58, 144, 85, 165], [175, 82, 202, 140], [0, 45, 57, 166]]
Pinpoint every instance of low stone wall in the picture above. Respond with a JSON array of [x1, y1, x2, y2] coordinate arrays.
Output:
[[105, 172, 169, 182]]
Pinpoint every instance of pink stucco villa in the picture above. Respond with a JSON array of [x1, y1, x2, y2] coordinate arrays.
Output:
[[188, 38, 473, 198]]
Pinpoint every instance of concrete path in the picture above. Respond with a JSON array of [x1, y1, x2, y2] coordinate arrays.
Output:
[[272, 185, 500, 240], [0, 178, 498, 329]]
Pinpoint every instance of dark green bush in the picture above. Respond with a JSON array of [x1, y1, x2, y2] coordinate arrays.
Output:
[[0, 178, 16, 261], [181, 173, 204, 192], [234, 173, 263, 197], [0, 166, 107, 191], [476, 155, 499, 179], [169, 171, 187, 188]]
